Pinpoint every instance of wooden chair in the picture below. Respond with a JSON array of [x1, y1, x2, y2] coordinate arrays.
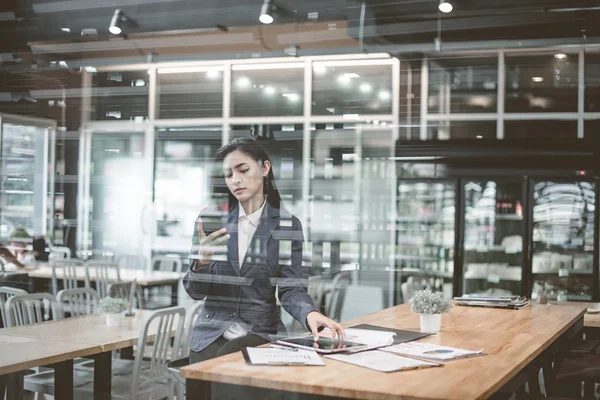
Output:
[[56, 287, 100, 318], [84, 260, 120, 298], [0, 286, 27, 328]]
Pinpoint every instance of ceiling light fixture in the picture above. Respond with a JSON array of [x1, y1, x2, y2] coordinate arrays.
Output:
[[438, 1, 453, 13], [360, 83, 372, 93], [61, 27, 70, 32], [554, 53, 567, 59], [109, 9, 127, 35], [236, 77, 251, 88], [264, 86, 276, 95], [282, 93, 299, 102], [532, 76, 544, 83], [206, 70, 221, 79], [259, 0, 275, 24], [378, 90, 391, 101]]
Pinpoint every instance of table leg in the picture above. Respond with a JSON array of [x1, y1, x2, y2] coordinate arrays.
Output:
[[49, 359, 73, 400], [121, 346, 135, 359], [171, 281, 179, 306], [0, 374, 7, 399], [187, 378, 211, 400], [92, 351, 112, 400]]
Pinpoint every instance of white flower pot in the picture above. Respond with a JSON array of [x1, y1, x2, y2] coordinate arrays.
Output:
[[105, 313, 121, 327], [420, 313, 442, 333]]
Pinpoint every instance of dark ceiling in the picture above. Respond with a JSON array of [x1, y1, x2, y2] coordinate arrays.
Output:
[[1, 0, 599, 57]]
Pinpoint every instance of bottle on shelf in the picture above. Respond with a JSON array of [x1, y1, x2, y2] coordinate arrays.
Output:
[[515, 201, 522, 217]]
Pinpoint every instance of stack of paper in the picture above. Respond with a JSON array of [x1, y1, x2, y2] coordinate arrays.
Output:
[[325, 350, 441, 372], [382, 342, 484, 361], [453, 295, 530, 310], [244, 347, 325, 366], [319, 328, 395, 351]]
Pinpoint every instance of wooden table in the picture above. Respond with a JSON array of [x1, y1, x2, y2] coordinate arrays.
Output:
[[182, 304, 585, 400], [27, 266, 183, 306], [551, 301, 600, 329], [0, 309, 172, 400]]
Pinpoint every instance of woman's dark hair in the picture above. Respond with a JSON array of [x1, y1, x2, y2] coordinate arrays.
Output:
[[214, 137, 281, 209]]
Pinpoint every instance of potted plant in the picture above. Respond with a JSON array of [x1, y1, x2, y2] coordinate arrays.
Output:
[[99, 296, 128, 327], [409, 289, 452, 333]]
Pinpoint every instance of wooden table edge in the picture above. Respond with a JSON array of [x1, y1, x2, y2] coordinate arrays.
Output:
[[181, 306, 587, 400], [0, 344, 103, 376]]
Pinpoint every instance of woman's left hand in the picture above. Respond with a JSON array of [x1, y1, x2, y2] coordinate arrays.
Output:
[[306, 311, 346, 341]]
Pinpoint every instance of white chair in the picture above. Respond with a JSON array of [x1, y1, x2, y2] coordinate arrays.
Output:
[[85, 260, 120, 298], [74, 306, 186, 399], [48, 245, 71, 260], [339, 285, 384, 322], [401, 276, 429, 303], [4, 293, 60, 327], [180, 301, 204, 358], [56, 288, 100, 318], [327, 271, 353, 322], [50, 259, 84, 296], [0, 286, 27, 327], [117, 254, 147, 271], [108, 281, 144, 309], [151, 255, 182, 273]]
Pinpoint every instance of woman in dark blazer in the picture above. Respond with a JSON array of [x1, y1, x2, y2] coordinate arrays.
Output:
[[184, 137, 344, 363]]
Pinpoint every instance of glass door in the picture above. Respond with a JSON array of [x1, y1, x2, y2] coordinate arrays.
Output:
[[79, 129, 153, 266], [462, 180, 524, 296], [396, 179, 456, 300], [531, 181, 596, 301]]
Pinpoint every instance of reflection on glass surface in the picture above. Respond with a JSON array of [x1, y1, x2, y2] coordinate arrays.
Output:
[[428, 56, 498, 113], [91, 71, 149, 121], [153, 127, 223, 256], [0, 124, 47, 238], [531, 181, 595, 301], [505, 54, 578, 112], [158, 70, 223, 118], [312, 63, 392, 116], [463, 181, 523, 297], [504, 120, 577, 139], [396, 180, 455, 300], [89, 133, 146, 255], [231, 67, 303, 117], [426, 121, 496, 140], [585, 53, 600, 112]]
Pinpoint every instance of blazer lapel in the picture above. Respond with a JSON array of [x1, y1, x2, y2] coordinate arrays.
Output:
[[225, 204, 240, 274], [240, 202, 279, 276]]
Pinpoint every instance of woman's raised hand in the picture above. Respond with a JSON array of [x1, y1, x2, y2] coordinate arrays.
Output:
[[196, 218, 230, 266]]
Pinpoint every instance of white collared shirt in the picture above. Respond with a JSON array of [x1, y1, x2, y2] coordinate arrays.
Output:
[[223, 198, 266, 341], [237, 198, 266, 268]]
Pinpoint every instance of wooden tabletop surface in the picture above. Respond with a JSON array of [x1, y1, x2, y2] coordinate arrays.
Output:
[[0, 309, 174, 352], [27, 265, 183, 286], [0, 334, 101, 375], [551, 301, 600, 328], [181, 303, 585, 400]]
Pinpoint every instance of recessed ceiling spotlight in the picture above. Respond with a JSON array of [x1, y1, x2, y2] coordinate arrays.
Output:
[[283, 93, 299, 102], [313, 64, 327, 75], [378, 90, 391, 101], [554, 53, 567, 59], [206, 70, 220, 79], [236, 77, 251, 88], [61, 28, 71, 32], [532, 76, 544, 83], [259, 0, 274, 24], [438, 1, 453, 13], [264, 86, 276, 95], [360, 83, 372, 93]]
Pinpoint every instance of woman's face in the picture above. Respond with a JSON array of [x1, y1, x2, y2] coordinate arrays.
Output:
[[223, 149, 270, 204]]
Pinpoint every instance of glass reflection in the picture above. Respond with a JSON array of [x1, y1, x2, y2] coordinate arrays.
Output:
[[91, 71, 149, 121]]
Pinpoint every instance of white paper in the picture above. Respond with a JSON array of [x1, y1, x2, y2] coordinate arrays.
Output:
[[245, 347, 324, 366], [320, 328, 395, 348], [325, 350, 439, 372], [382, 341, 484, 361]]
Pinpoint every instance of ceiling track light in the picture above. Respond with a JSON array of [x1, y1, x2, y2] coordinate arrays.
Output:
[[259, 0, 275, 24], [438, 1, 453, 13], [109, 9, 128, 35]]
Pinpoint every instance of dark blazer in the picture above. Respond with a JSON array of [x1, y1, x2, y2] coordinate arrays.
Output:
[[183, 201, 318, 352]]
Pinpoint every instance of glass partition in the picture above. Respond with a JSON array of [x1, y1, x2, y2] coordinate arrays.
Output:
[[312, 62, 393, 116], [157, 68, 224, 119], [505, 54, 578, 112], [91, 70, 149, 121], [585, 52, 600, 112], [428, 56, 498, 114]]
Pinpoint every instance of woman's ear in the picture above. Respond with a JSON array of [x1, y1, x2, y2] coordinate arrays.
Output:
[[262, 160, 271, 177]]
